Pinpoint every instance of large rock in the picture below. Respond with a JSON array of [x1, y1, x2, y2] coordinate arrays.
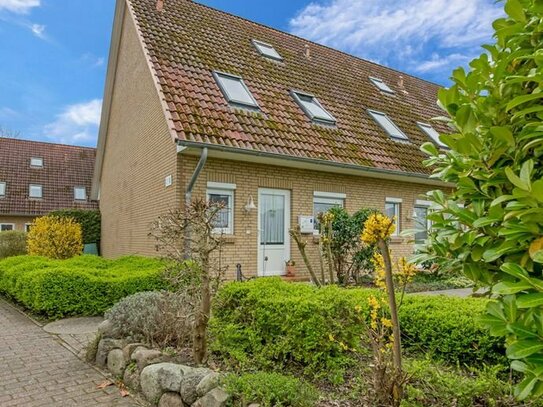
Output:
[[123, 366, 140, 392], [192, 388, 229, 407], [95, 338, 123, 367], [140, 363, 189, 403], [132, 348, 169, 371], [107, 349, 127, 377], [179, 369, 212, 405], [97, 319, 115, 338], [158, 392, 184, 407], [123, 343, 146, 360], [196, 372, 221, 398]]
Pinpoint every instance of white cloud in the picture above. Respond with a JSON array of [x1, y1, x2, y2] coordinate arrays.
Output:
[[0, 0, 40, 14], [30, 22, 45, 38], [44, 99, 102, 146], [80, 53, 105, 68], [289, 0, 503, 79]]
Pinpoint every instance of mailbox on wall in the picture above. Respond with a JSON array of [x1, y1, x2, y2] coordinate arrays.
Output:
[[298, 216, 315, 234]]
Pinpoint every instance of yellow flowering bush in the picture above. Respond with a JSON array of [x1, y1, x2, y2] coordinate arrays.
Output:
[[361, 213, 395, 245], [27, 215, 83, 259], [372, 252, 387, 290]]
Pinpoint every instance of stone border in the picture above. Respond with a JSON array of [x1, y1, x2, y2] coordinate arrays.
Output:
[[96, 320, 229, 407]]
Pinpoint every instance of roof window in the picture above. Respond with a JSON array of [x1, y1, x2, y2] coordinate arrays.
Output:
[[213, 71, 259, 109], [291, 91, 336, 125], [369, 77, 394, 94], [0, 182, 5, 197], [417, 122, 446, 147], [30, 157, 43, 167], [368, 110, 408, 140], [252, 39, 283, 61]]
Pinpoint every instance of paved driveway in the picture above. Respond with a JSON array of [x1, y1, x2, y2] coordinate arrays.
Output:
[[0, 298, 140, 407]]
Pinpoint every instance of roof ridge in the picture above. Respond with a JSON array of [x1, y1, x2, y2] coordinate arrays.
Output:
[[191, 0, 444, 88], [0, 137, 96, 150]]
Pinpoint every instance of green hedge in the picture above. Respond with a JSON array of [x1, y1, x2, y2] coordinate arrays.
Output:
[[0, 231, 27, 259], [49, 209, 100, 244], [0, 255, 167, 318], [210, 278, 505, 382]]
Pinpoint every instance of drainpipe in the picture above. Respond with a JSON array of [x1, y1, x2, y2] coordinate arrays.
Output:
[[183, 147, 208, 258]]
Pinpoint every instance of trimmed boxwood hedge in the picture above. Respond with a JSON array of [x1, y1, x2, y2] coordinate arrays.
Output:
[[0, 255, 167, 318], [210, 278, 505, 382]]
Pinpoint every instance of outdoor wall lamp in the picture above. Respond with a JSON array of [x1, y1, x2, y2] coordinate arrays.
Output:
[[244, 195, 256, 213]]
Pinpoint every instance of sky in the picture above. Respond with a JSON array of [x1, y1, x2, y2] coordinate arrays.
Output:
[[0, 0, 503, 148]]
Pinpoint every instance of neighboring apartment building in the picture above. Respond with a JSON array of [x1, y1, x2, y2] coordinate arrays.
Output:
[[92, 0, 448, 279], [0, 138, 98, 231]]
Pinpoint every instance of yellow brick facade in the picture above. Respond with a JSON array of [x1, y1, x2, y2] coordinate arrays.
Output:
[[0, 216, 34, 232]]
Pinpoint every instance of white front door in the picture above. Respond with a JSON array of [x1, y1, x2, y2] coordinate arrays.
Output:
[[258, 188, 290, 276]]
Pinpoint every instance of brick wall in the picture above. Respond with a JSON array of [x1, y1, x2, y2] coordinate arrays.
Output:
[[99, 9, 179, 258], [0, 216, 34, 232], [182, 155, 436, 280]]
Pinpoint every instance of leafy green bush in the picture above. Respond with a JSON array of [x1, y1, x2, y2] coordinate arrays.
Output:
[[0, 255, 167, 318], [224, 372, 319, 407], [49, 209, 100, 244], [210, 278, 505, 382], [105, 290, 193, 348], [404, 273, 473, 293], [0, 231, 27, 259]]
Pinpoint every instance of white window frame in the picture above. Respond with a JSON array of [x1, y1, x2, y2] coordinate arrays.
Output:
[[313, 191, 346, 233], [206, 182, 236, 235], [30, 157, 43, 167], [417, 122, 446, 148], [0, 223, 15, 232], [252, 39, 283, 61], [291, 90, 337, 126], [29, 184, 43, 199], [367, 109, 408, 141], [369, 76, 394, 94], [74, 186, 87, 201], [0, 181, 5, 197], [212, 71, 260, 109], [385, 197, 402, 236]]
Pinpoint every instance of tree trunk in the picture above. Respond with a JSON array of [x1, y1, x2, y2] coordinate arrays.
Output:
[[377, 239, 402, 405], [193, 259, 211, 364], [289, 229, 322, 287]]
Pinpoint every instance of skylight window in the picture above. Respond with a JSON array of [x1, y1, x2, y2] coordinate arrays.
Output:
[[213, 71, 259, 109], [417, 122, 446, 147], [30, 157, 43, 167], [252, 39, 282, 61], [368, 110, 408, 140], [291, 91, 336, 125], [369, 77, 394, 94]]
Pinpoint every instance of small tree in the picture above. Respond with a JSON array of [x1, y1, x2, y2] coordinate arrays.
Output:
[[416, 0, 543, 399], [149, 198, 225, 364], [27, 216, 83, 259]]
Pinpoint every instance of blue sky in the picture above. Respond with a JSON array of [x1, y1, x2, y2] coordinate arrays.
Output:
[[0, 0, 503, 147]]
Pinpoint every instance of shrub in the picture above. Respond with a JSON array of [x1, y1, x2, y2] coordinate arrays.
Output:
[[0, 231, 27, 259], [27, 216, 83, 259], [0, 255, 167, 317], [210, 278, 505, 382], [224, 372, 319, 407], [49, 209, 100, 244], [105, 290, 193, 348]]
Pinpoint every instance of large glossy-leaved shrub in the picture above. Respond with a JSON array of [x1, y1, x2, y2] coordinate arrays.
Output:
[[415, 0, 543, 399]]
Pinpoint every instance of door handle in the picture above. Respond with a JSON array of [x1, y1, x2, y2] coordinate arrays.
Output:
[[264, 256, 268, 261]]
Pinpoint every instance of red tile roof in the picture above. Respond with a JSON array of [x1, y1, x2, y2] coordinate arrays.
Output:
[[0, 138, 98, 216], [128, 0, 448, 176]]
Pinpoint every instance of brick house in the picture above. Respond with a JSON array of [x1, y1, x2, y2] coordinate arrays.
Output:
[[0, 138, 98, 231], [92, 0, 448, 279]]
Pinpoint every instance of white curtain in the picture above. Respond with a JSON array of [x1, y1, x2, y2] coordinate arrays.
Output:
[[260, 194, 285, 245]]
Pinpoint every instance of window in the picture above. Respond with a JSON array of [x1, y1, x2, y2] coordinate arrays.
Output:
[[30, 157, 43, 167], [0, 182, 5, 197], [369, 77, 394, 94], [29, 184, 42, 199], [207, 182, 236, 234], [367, 110, 408, 140], [385, 198, 402, 236], [417, 122, 446, 147], [0, 224, 14, 232], [74, 186, 87, 201], [213, 71, 259, 109], [25, 224, 32, 233], [291, 91, 336, 125], [414, 201, 432, 243], [252, 39, 282, 61], [313, 192, 346, 232]]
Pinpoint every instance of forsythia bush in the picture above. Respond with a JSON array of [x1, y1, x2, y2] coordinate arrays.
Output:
[[27, 216, 83, 259]]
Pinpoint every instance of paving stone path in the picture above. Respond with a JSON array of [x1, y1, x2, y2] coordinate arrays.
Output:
[[0, 298, 142, 407]]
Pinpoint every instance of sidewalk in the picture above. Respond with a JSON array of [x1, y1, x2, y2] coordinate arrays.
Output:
[[0, 298, 141, 407]]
